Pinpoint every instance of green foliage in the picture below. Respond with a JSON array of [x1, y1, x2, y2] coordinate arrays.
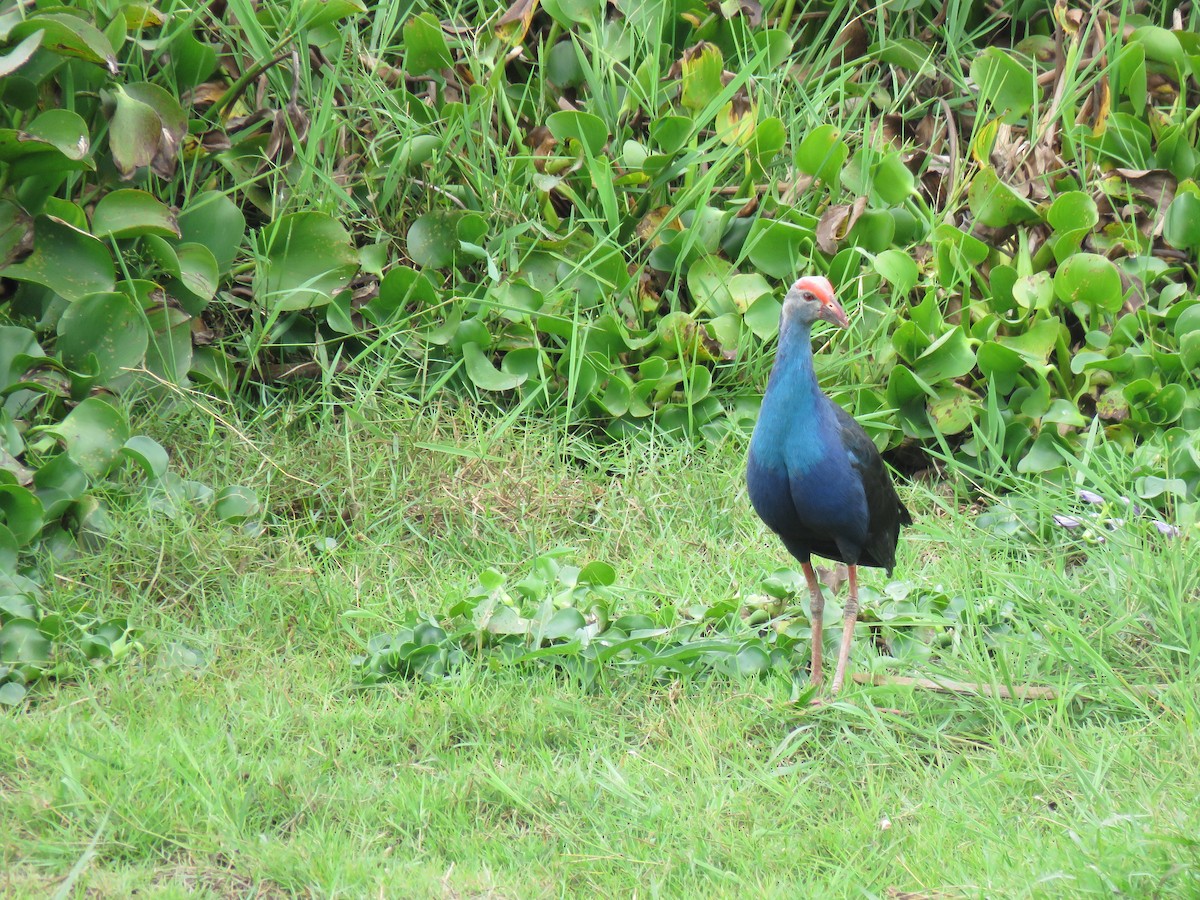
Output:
[[352, 550, 973, 691]]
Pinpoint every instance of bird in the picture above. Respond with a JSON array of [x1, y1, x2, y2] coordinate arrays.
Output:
[[746, 275, 911, 693]]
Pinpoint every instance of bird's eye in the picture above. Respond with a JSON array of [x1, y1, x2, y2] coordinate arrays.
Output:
[[801, 291, 815, 302]]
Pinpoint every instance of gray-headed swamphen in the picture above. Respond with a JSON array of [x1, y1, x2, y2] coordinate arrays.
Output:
[[747, 276, 911, 693]]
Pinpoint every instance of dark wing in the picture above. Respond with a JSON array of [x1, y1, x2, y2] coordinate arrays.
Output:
[[828, 401, 910, 573]]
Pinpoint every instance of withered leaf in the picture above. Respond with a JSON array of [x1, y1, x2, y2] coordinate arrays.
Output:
[[815, 196, 867, 255]]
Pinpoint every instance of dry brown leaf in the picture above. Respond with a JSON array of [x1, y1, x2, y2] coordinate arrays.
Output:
[[815, 196, 867, 255], [495, 0, 539, 45]]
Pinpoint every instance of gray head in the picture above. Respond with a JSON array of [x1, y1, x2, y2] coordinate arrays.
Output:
[[782, 275, 849, 329]]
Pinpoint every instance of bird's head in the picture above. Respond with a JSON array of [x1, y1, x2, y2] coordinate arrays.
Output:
[[782, 275, 849, 329]]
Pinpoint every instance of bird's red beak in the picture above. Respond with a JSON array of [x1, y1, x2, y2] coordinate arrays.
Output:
[[816, 297, 850, 328]]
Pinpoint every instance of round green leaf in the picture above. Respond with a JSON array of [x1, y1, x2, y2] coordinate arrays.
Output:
[[177, 191, 245, 275], [462, 342, 527, 391], [108, 85, 164, 178], [1164, 193, 1200, 251], [745, 219, 812, 279], [795, 124, 848, 183], [0, 109, 92, 179], [3, 215, 115, 301], [744, 293, 782, 340], [0, 28, 44, 78], [57, 291, 149, 383], [48, 398, 130, 478], [214, 485, 260, 522], [873, 249, 918, 296], [407, 211, 461, 269], [0, 486, 42, 546], [1054, 253, 1123, 312], [92, 190, 179, 240], [0, 524, 18, 573], [873, 152, 915, 205], [0, 681, 26, 705], [9, 13, 117, 72], [403, 12, 453, 74], [1047, 191, 1099, 232], [971, 47, 1037, 122], [969, 167, 1040, 227], [256, 212, 358, 310], [122, 436, 169, 478], [174, 242, 219, 303], [649, 116, 692, 154], [546, 110, 609, 157]]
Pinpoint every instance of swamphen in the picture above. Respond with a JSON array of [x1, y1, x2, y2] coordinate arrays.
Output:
[[747, 276, 911, 693]]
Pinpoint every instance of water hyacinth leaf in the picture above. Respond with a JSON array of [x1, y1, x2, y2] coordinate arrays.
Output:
[[47, 397, 130, 478], [367, 265, 437, 325], [0, 202, 32, 269], [928, 385, 979, 435], [874, 249, 918, 296], [1054, 253, 1123, 312], [748, 117, 786, 165], [1129, 25, 1186, 71], [144, 306, 192, 384], [650, 116, 692, 154], [256, 212, 358, 310], [546, 39, 586, 88], [915, 327, 976, 383], [679, 42, 723, 113], [178, 191, 246, 275], [462, 342, 526, 391], [1180, 331, 1200, 370], [298, 0, 366, 28], [0, 682, 26, 705], [1017, 430, 1065, 473], [9, 13, 117, 72], [971, 48, 1037, 122], [0, 28, 44, 78], [214, 485, 260, 522], [108, 85, 164, 177], [873, 152, 915, 205], [2, 216, 115, 301], [687, 256, 736, 316], [1047, 190, 1099, 232], [547, 110, 608, 157], [1012, 271, 1053, 310], [795, 124, 848, 184], [121, 436, 169, 478], [541, 607, 586, 640], [745, 219, 811, 278], [0, 485, 44, 545], [57, 291, 148, 383], [403, 12, 452, 74], [0, 110, 92, 178], [0, 618, 51, 667], [969, 167, 1040, 227], [542, 0, 604, 26], [744, 293, 782, 340], [406, 210, 460, 269], [1163, 193, 1200, 251], [1136, 475, 1187, 499], [91, 190, 179, 240], [0, 524, 18, 572], [174, 243, 219, 303]]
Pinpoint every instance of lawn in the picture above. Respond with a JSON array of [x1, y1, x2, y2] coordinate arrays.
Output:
[[2, 399, 1197, 898]]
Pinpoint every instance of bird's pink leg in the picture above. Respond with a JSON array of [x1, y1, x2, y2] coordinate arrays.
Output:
[[830, 565, 859, 693], [801, 562, 824, 687]]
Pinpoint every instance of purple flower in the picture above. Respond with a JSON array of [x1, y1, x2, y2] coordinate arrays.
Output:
[[1151, 521, 1181, 538], [1053, 514, 1083, 529], [1079, 490, 1104, 505]]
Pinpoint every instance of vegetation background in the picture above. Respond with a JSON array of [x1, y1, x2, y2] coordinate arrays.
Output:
[[1, 0, 1199, 895]]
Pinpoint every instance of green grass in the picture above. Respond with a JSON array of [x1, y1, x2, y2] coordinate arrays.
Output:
[[2, 397, 1198, 897]]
